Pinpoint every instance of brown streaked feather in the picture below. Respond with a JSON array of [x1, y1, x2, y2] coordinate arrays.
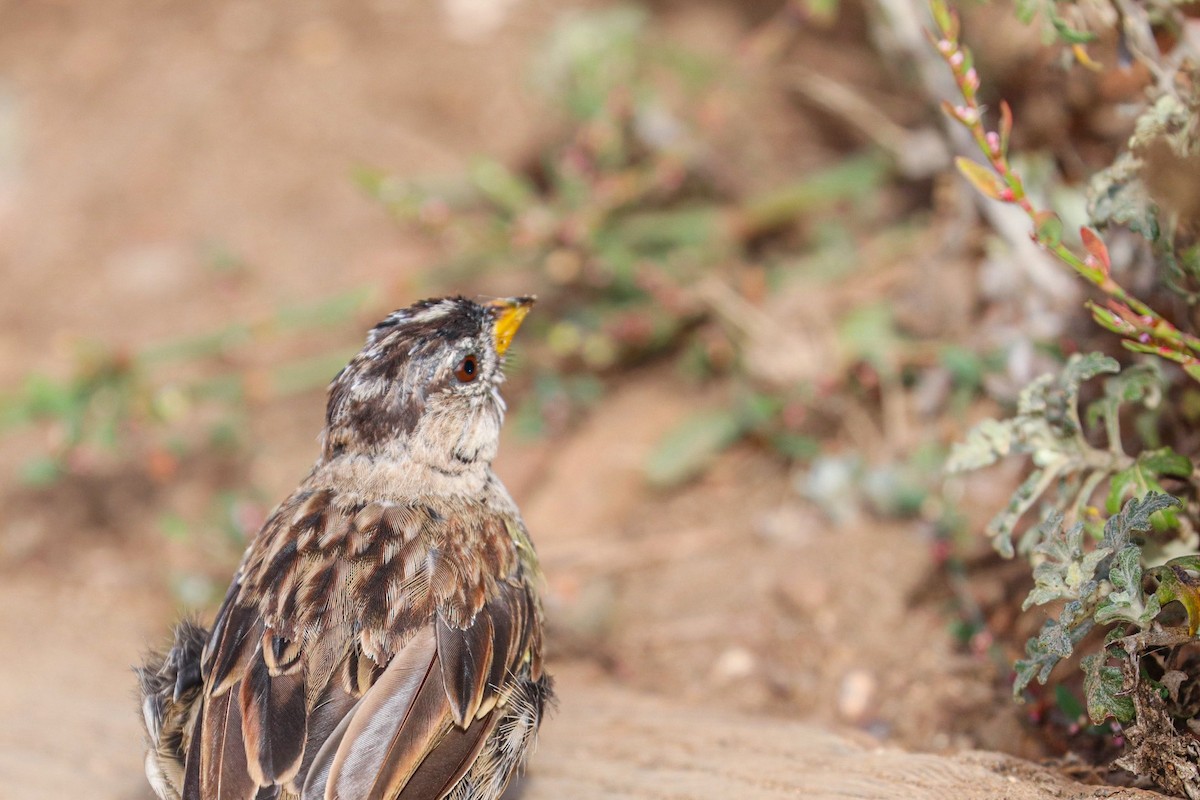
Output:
[[484, 608, 513, 703], [179, 500, 542, 800], [341, 644, 386, 698], [264, 631, 302, 674], [239, 648, 307, 786], [182, 708, 204, 800], [207, 601, 264, 697], [199, 686, 259, 800], [286, 681, 359, 796], [436, 610, 495, 727], [322, 628, 452, 799], [298, 695, 365, 800], [394, 712, 498, 800]]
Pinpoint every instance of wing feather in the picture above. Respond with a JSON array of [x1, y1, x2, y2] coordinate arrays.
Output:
[[323, 628, 453, 800], [394, 712, 497, 800], [207, 601, 263, 696], [179, 491, 542, 800], [287, 681, 359, 796], [436, 610, 495, 726], [198, 685, 259, 800], [239, 646, 308, 785]]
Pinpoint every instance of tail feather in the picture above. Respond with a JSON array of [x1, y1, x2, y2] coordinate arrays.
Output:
[[137, 620, 209, 800]]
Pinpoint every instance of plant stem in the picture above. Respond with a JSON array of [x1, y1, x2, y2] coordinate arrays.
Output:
[[928, 0, 1200, 382]]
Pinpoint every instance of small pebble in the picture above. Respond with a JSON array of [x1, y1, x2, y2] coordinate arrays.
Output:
[[838, 668, 876, 722], [711, 646, 756, 682]]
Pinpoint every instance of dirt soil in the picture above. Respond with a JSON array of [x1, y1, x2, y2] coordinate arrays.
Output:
[[0, 1, 1171, 799]]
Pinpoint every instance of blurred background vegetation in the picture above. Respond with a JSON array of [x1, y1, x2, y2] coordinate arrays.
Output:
[[3, 0, 1200, 796]]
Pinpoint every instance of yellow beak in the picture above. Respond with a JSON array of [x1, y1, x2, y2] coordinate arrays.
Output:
[[489, 296, 535, 356]]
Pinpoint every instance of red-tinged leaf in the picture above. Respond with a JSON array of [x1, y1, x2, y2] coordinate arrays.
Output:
[[1088, 303, 1133, 334], [1105, 299, 1142, 324], [1123, 340, 1171, 357], [1122, 340, 1188, 364], [1153, 567, 1200, 636], [1080, 228, 1110, 272], [1167, 555, 1200, 572], [1033, 210, 1063, 247], [998, 101, 1013, 157], [955, 157, 1004, 200]]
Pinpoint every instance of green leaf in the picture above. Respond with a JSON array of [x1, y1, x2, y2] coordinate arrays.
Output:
[[1049, 12, 1097, 44], [1062, 351, 1120, 389], [1138, 448, 1192, 477], [1024, 514, 1108, 609], [1104, 624, 1129, 651], [955, 157, 1005, 200], [645, 409, 746, 488], [469, 158, 537, 216], [20, 456, 62, 486], [945, 417, 1017, 472], [1104, 361, 1161, 407], [988, 467, 1047, 558], [1100, 492, 1181, 551], [22, 373, 79, 419], [1054, 684, 1086, 723], [1153, 566, 1200, 636], [837, 302, 898, 373], [1087, 152, 1159, 243], [1014, 612, 1092, 696], [1105, 467, 1137, 515], [1105, 454, 1184, 529], [739, 392, 782, 429], [769, 433, 819, 461], [1014, 635, 1058, 697], [1162, 554, 1200, 572], [1082, 654, 1135, 724], [938, 344, 987, 391], [1095, 545, 1160, 626], [1089, 304, 1132, 335], [1033, 210, 1063, 247], [930, 0, 955, 37], [1013, 0, 1038, 24]]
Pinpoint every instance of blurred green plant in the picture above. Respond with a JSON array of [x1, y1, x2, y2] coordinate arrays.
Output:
[[1, 290, 371, 489]]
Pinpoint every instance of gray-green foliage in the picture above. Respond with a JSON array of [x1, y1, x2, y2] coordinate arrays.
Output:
[[946, 353, 1182, 557], [948, 354, 1197, 723], [1089, 92, 1200, 302], [1013, 0, 1095, 44], [1013, 493, 1178, 706]]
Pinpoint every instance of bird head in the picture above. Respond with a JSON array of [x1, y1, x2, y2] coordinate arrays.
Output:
[[321, 296, 533, 470]]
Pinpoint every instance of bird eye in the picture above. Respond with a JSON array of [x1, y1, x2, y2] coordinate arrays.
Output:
[[454, 354, 479, 383]]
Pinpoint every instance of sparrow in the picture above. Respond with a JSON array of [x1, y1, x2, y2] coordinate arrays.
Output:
[[137, 296, 551, 800]]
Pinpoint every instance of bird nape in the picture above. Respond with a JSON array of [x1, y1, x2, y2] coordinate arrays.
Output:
[[137, 296, 551, 800]]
